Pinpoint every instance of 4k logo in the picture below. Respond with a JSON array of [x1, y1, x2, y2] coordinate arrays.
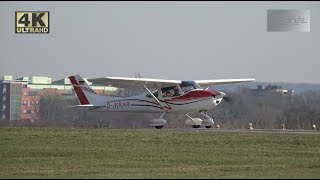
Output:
[[16, 11, 49, 34]]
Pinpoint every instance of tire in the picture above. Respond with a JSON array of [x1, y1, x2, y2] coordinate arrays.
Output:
[[155, 126, 163, 129], [192, 125, 200, 128], [205, 126, 212, 128]]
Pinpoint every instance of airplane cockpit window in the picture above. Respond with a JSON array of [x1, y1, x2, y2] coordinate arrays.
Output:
[[146, 84, 191, 98], [181, 86, 194, 93], [157, 86, 184, 98], [146, 90, 158, 98], [161, 86, 176, 98], [180, 81, 197, 93], [164, 91, 172, 97], [173, 87, 180, 96], [145, 87, 178, 98]]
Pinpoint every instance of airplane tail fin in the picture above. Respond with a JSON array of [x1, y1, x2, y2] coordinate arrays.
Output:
[[68, 74, 97, 105]]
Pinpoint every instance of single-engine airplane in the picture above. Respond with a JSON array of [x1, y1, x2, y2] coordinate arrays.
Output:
[[69, 74, 255, 129]]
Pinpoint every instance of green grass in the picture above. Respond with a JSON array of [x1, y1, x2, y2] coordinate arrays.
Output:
[[0, 128, 320, 178]]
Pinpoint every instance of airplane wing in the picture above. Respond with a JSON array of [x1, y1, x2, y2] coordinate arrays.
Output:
[[195, 78, 256, 86], [88, 77, 182, 88]]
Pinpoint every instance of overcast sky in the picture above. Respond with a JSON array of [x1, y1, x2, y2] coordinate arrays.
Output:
[[1, 1, 319, 83]]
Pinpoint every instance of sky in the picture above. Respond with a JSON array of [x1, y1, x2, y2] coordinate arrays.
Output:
[[1, 1, 320, 84]]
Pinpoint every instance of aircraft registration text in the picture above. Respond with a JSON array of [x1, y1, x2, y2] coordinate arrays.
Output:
[[107, 101, 131, 109]]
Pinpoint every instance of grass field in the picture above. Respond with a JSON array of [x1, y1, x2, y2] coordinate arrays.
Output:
[[1, 127, 320, 178]]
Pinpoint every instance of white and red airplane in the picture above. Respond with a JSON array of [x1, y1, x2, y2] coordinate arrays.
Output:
[[69, 74, 255, 129]]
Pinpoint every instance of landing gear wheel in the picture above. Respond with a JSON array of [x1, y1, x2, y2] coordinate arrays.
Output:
[[155, 125, 163, 129], [192, 125, 201, 128], [205, 126, 212, 128]]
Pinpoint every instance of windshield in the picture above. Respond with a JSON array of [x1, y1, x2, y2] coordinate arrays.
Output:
[[180, 81, 197, 93]]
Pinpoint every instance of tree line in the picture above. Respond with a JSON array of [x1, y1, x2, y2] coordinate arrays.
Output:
[[4, 87, 320, 130]]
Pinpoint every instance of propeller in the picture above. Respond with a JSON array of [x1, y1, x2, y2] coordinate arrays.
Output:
[[212, 91, 232, 103], [220, 91, 234, 103], [223, 95, 232, 103]]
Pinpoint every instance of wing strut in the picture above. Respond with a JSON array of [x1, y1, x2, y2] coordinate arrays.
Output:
[[186, 114, 194, 121], [205, 85, 212, 90], [144, 86, 166, 111]]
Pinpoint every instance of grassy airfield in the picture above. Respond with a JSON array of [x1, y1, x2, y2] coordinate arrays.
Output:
[[0, 127, 320, 178]]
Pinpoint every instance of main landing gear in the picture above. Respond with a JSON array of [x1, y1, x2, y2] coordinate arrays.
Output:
[[150, 110, 214, 129], [185, 110, 214, 129], [155, 125, 164, 129], [150, 112, 167, 129]]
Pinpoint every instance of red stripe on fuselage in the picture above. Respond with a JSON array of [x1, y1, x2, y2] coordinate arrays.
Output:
[[170, 89, 217, 101], [68, 76, 90, 105]]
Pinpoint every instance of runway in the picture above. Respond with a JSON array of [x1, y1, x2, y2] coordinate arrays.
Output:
[[160, 128, 320, 134]]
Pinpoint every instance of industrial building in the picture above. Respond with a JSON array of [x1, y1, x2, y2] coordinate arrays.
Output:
[[0, 75, 117, 124], [249, 85, 294, 97]]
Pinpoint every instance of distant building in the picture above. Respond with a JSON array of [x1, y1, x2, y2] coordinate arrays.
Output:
[[0, 75, 118, 124], [21, 86, 40, 123], [249, 84, 294, 100], [0, 79, 26, 123]]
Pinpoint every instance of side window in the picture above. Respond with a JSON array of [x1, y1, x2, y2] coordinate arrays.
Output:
[[146, 91, 158, 98], [163, 90, 173, 97], [181, 86, 194, 93], [161, 86, 176, 97]]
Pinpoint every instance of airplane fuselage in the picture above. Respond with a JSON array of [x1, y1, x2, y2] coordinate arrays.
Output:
[[89, 89, 223, 113]]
